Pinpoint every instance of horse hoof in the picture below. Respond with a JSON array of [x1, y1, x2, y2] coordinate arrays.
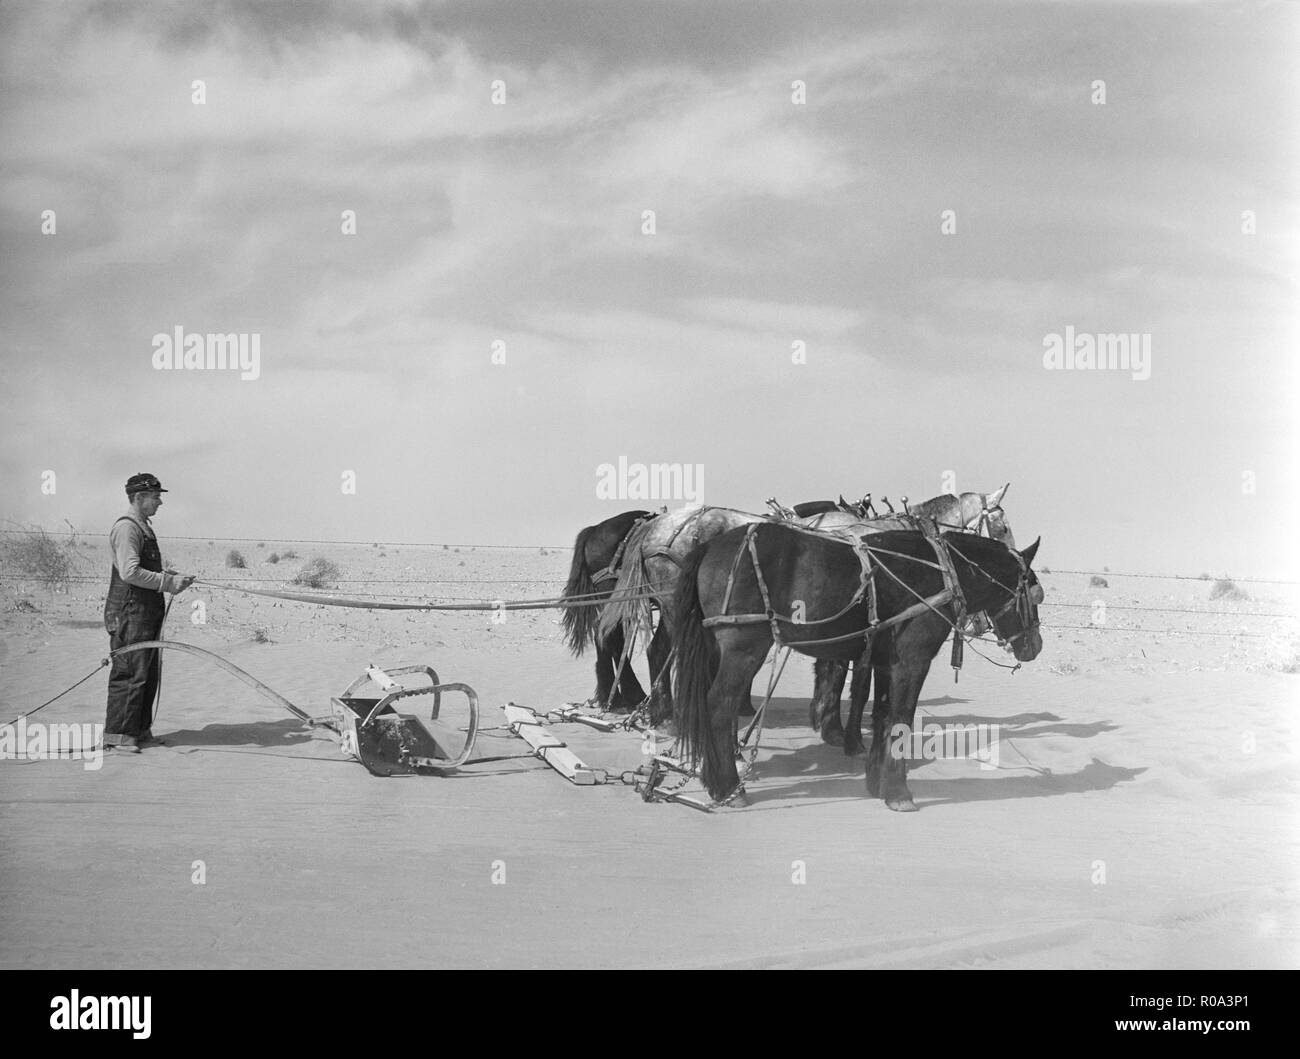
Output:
[[885, 797, 918, 813], [820, 725, 844, 748], [843, 740, 866, 757]]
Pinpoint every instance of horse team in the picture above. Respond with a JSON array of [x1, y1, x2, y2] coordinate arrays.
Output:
[[561, 487, 1043, 811]]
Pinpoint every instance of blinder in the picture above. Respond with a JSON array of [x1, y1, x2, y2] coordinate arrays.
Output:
[[962, 501, 1014, 635], [990, 559, 1039, 647]]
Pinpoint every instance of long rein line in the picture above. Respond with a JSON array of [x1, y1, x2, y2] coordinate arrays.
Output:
[[190, 577, 667, 612]]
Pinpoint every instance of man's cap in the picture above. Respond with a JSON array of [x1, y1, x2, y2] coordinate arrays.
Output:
[[125, 473, 168, 495]]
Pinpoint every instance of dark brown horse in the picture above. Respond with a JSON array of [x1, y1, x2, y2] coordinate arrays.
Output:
[[671, 522, 1042, 810], [561, 510, 669, 711], [808, 485, 1017, 750]]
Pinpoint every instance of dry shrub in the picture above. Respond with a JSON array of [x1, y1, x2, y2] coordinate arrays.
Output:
[[1089, 575, 1108, 588], [226, 549, 247, 569], [0, 523, 87, 592], [1210, 578, 1249, 602], [292, 557, 340, 588]]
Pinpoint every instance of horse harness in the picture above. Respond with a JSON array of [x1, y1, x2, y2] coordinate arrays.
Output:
[[640, 506, 733, 571], [691, 517, 1034, 807], [698, 520, 1031, 672], [966, 497, 1007, 539], [591, 512, 662, 584]]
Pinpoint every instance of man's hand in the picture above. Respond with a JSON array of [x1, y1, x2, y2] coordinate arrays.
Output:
[[168, 573, 197, 593]]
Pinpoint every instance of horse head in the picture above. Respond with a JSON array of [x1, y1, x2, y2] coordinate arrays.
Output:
[[986, 535, 1041, 662], [953, 483, 1015, 549], [944, 531, 1040, 661]]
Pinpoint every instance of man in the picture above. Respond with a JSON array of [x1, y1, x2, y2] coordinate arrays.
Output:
[[103, 473, 195, 753]]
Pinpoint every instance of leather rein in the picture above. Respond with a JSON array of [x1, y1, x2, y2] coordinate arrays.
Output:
[[698, 520, 1037, 673]]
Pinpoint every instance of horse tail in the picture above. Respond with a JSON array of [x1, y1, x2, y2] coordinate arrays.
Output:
[[671, 543, 713, 772], [596, 520, 657, 648], [560, 524, 600, 656]]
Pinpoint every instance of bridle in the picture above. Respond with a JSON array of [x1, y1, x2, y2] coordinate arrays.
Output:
[[965, 500, 1008, 541], [990, 571, 1040, 647], [940, 500, 1012, 637], [949, 541, 1040, 648]]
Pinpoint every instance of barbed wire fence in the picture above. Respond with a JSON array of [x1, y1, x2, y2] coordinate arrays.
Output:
[[2, 527, 1297, 643]]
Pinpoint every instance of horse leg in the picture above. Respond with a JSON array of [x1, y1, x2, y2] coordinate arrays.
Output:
[[865, 676, 890, 799], [868, 658, 930, 812], [701, 630, 768, 802], [863, 662, 883, 753], [737, 647, 758, 717], [862, 640, 893, 789], [810, 658, 848, 746], [609, 624, 648, 710], [843, 651, 872, 756], [593, 633, 616, 707], [595, 623, 646, 712], [645, 618, 673, 726]]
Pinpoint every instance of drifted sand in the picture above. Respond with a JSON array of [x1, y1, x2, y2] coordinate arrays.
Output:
[[1, 539, 1297, 968]]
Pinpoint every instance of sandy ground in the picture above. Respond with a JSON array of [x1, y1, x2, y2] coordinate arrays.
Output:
[[1, 537, 1298, 968]]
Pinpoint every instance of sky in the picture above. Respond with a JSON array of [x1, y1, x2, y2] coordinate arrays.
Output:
[[1, 0, 1297, 577]]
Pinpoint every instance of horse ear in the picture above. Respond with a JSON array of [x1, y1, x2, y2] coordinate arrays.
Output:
[[989, 482, 1009, 505], [1020, 536, 1040, 566]]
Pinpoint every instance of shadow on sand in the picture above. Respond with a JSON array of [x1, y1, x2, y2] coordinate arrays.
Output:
[[157, 717, 338, 758], [732, 697, 1144, 810]]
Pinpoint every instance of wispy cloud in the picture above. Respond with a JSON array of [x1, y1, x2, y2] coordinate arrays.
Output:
[[1, 1, 1296, 573]]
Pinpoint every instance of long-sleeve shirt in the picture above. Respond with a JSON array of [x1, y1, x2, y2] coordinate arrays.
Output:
[[110, 511, 182, 594]]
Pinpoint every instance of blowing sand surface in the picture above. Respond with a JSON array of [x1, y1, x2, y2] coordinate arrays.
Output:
[[2, 539, 1297, 968]]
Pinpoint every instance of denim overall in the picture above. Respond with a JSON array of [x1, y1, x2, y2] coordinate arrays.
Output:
[[103, 517, 165, 744]]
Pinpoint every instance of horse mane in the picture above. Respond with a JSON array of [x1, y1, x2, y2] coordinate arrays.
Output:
[[596, 518, 661, 646], [905, 493, 959, 520]]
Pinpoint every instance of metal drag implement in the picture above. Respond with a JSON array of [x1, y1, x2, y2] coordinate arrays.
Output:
[[327, 663, 480, 776], [100, 641, 480, 776]]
